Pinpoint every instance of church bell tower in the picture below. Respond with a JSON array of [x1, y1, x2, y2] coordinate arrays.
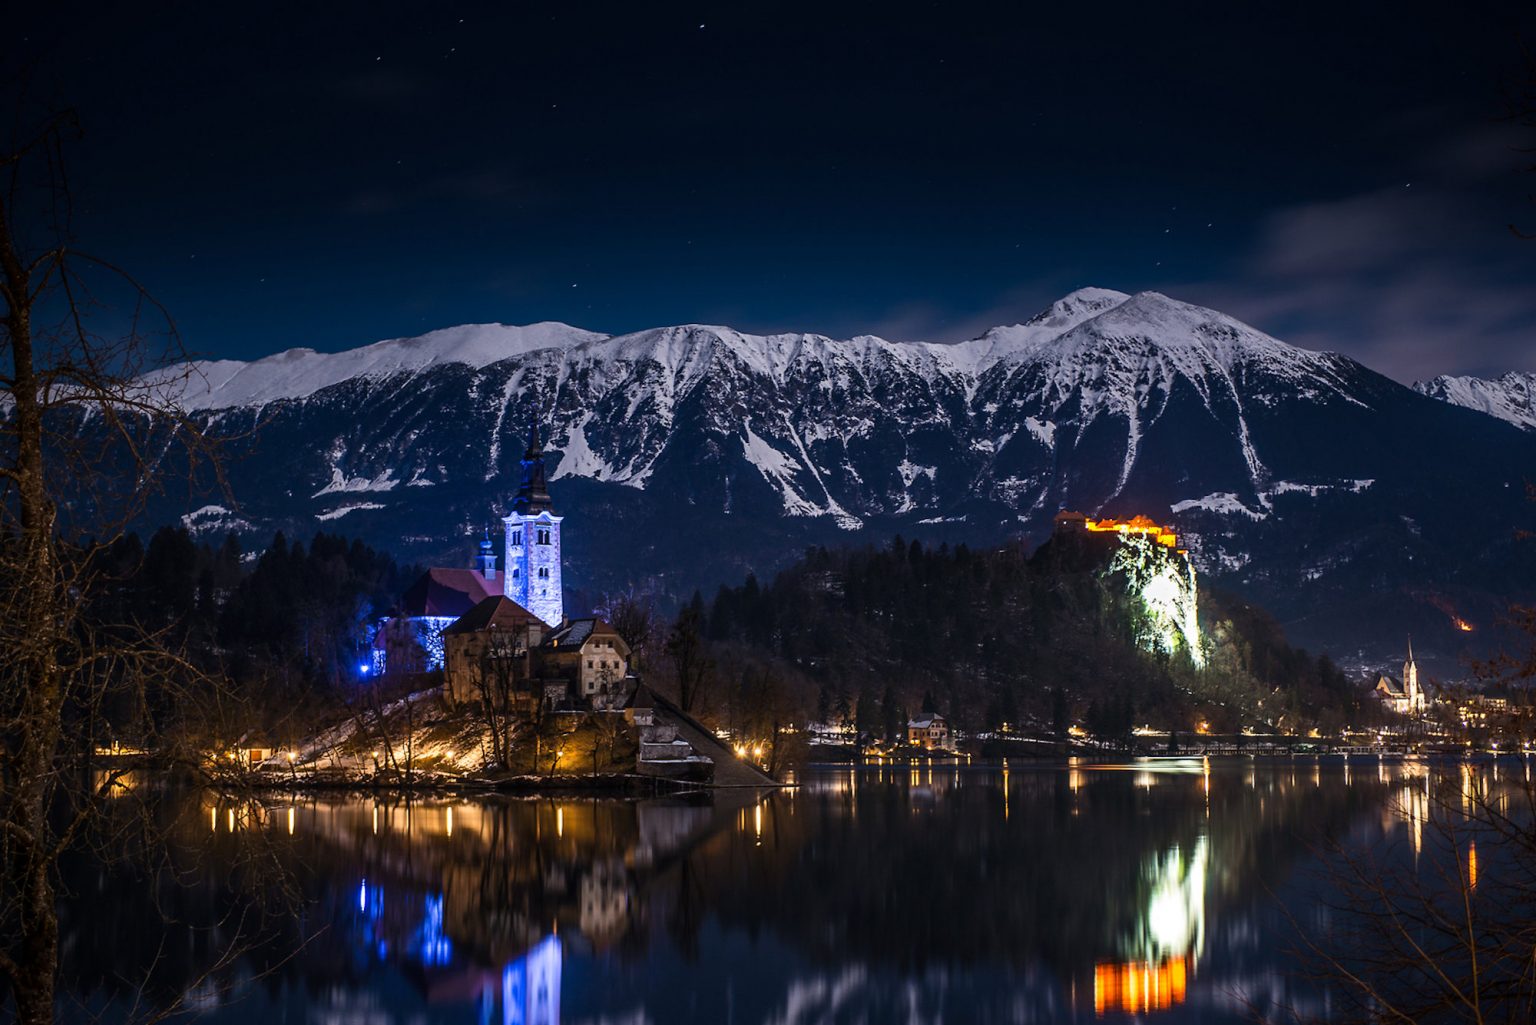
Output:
[[504, 416, 564, 627], [1403, 637, 1422, 714]]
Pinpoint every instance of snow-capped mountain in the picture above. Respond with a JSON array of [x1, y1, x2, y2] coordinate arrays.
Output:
[[125, 288, 1536, 657], [1414, 371, 1536, 432]]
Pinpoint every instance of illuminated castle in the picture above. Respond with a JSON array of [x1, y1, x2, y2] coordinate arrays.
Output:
[[504, 420, 564, 627], [1055, 511, 1184, 553], [1054, 510, 1204, 667]]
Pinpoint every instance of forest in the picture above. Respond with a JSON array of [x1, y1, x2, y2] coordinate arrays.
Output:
[[687, 530, 1371, 743], [78, 522, 1374, 757]]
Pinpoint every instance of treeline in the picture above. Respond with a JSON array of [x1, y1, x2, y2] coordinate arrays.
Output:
[[87, 527, 415, 707], [676, 533, 1367, 740]]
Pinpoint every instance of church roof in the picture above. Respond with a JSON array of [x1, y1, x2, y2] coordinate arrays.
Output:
[[1374, 672, 1407, 697], [443, 595, 543, 636], [398, 568, 498, 619]]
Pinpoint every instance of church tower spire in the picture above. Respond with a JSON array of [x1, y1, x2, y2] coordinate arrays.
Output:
[[513, 414, 554, 515], [503, 406, 564, 626], [1403, 635, 1422, 713]]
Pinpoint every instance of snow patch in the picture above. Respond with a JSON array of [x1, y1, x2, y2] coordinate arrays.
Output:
[[181, 504, 254, 534], [1170, 492, 1265, 519], [315, 503, 386, 521], [312, 467, 400, 498]]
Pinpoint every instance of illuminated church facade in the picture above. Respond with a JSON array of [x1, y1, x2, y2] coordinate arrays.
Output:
[[503, 424, 564, 627], [1373, 639, 1426, 715]]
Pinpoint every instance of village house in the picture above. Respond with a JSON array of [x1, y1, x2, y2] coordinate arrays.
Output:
[[543, 618, 633, 710], [440, 597, 632, 713], [907, 714, 952, 751], [440, 595, 546, 707]]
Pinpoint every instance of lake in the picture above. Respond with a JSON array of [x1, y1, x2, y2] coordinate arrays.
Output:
[[57, 757, 1511, 1024]]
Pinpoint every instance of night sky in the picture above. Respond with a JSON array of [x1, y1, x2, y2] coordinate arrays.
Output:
[[11, 1, 1535, 381]]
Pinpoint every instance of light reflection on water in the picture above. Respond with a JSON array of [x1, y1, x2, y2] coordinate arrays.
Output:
[[61, 756, 1525, 1025]]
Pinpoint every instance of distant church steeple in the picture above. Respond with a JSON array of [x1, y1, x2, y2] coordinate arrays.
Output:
[[477, 529, 497, 581], [1403, 636, 1423, 713], [503, 409, 564, 626]]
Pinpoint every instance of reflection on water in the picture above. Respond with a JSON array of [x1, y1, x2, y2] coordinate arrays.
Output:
[[57, 757, 1529, 1025], [1094, 956, 1187, 1015]]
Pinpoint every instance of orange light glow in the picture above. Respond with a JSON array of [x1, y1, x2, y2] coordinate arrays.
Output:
[[1453, 617, 1474, 633], [1084, 515, 1178, 548], [1093, 957, 1189, 1015]]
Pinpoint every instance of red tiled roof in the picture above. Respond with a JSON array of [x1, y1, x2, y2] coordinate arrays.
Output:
[[398, 568, 498, 619]]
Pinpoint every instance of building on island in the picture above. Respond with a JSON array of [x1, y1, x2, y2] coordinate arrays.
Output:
[[440, 601, 632, 714], [373, 564, 498, 674], [505, 422, 564, 628], [373, 419, 567, 676], [1373, 639, 1427, 715], [542, 618, 633, 710], [907, 714, 952, 751], [440, 595, 547, 706]]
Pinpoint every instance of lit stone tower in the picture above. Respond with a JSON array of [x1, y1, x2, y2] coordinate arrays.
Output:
[[1403, 637, 1423, 714], [504, 417, 564, 626]]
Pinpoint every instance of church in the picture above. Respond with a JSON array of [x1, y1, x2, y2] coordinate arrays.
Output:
[[372, 418, 569, 674], [1373, 639, 1427, 715]]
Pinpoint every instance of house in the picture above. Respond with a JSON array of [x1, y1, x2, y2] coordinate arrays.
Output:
[[907, 714, 952, 751], [542, 618, 632, 710], [440, 595, 548, 707], [438, 598, 633, 713]]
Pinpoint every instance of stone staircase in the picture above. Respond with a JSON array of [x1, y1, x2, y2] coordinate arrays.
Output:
[[634, 714, 714, 781]]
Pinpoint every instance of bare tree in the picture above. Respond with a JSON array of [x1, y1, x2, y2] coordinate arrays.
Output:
[[596, 587, 659, 672], [1280, 771, 1536, 1025], [473, 628, 528, 768], [0, 113, 229, 1023], [663, 598, 712, 714]]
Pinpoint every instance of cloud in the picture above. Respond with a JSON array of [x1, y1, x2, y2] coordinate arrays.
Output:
[[341, 166, 533, 218], [1172, 141, 1536, 384], [827, 280, 1081, 344]]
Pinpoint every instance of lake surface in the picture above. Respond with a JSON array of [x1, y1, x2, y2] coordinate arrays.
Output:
[[58, 758, 1514, 1025]]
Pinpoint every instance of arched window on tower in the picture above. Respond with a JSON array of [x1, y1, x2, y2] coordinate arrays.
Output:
[[511, 530, 522, 547], [537, 528, 550, 545]]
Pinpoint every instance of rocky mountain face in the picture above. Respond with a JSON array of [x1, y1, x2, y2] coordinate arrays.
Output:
[[1414, 371, 1536, 432], [124, 288, 1536, 663]]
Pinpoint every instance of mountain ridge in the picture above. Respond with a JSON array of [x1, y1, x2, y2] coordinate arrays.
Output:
[[1413, 371, 1536, 431], [104, 288, 1536, 663]]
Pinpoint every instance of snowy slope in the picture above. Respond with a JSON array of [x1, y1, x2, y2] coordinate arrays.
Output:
[[136, 288, 1393, 529], [1414, 372, 1536, 431], [144, 321, 605, 411]]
